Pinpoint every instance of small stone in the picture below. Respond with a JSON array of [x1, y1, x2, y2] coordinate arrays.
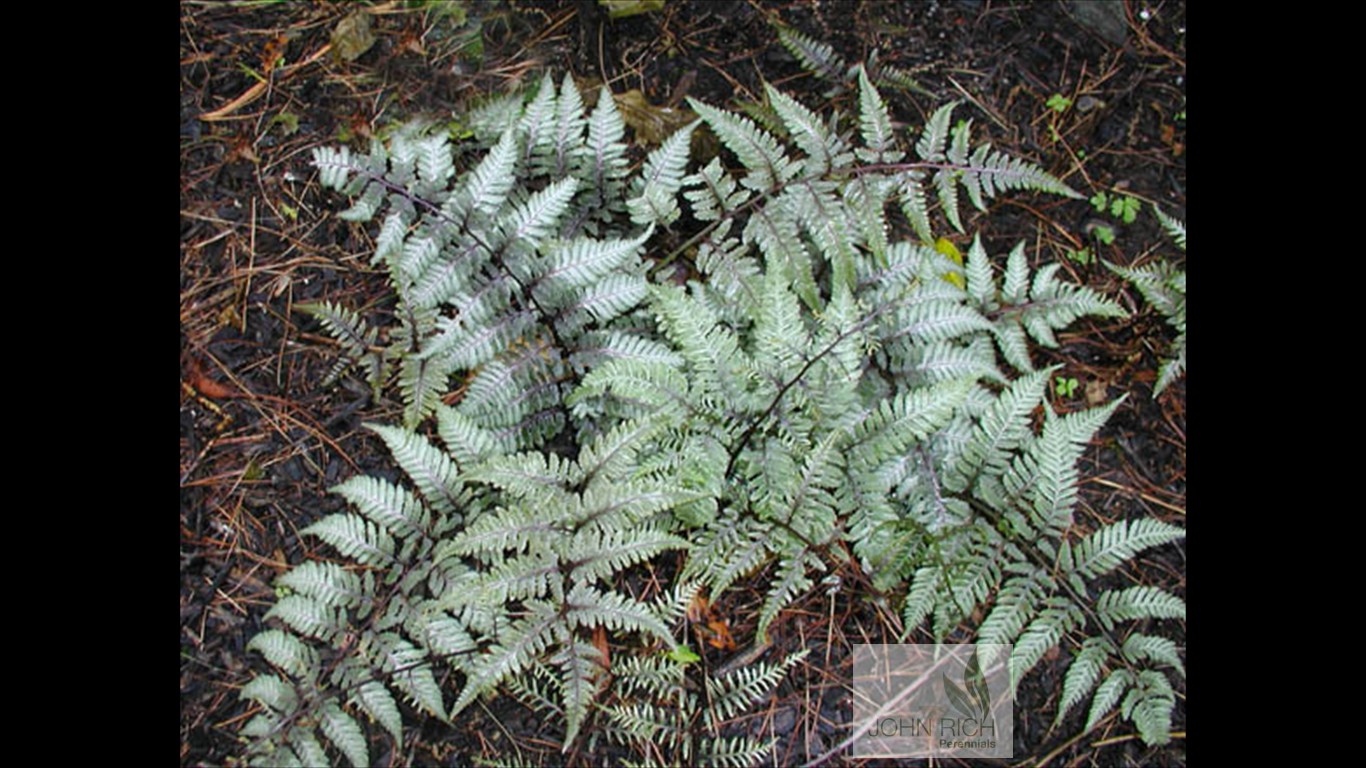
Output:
[[771, 706, 796, 734]]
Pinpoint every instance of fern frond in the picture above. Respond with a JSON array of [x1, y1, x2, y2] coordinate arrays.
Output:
[[688, 98, 796, 191], [536, 227, 652, 295], [549, 74, 587, 178], [248, 630, 320, 680], [855, 66, 901, 164], [1053, 637, 1113, 727], [297, 301, 380, 385], [1095, 586, 1187, 629], [916, 102, 957, 164], [330, 475, 429, 540], [706, 648, 809, 721], [500, 175, 579, 251], [977, 572, 1044, 648], [1153, 338, 1185, 397], [684, 157, 752, 222], [962, 234, 997, 311], [340, 179, 385, 222], [887, 296, 994, 346], [1153, 205, 1185, 250], [967, 142, 1082, 202], [1085, 668, 1133, 732], [312, 145, 358, 190], [288, 730, 329, 767], [1122, 670, 1176, 746], [745, 198, 819, 309], [1015, 262, 1128, 349], [683, 514, 771, 597], [373, 211, 412, 267], [945, 368, 1052, 493], [578, 84, 631, 228], [1071, 518, 1187, 579], [240, 676, 298, 723], [1008, 600, 1083, 691], [452, 602, 561, 715], [1022, 398, 1123, 533], [757, 552, 819, 639], [650, 283, 752, 402], [564, 582, 674, 642], [406, 604, 477, 659], [575, 415, 671, 484], [435, 404, 503, 468], [472, 551, 561, 605], [398, 349, 451, 430], [766, 84, 850, 177], [520, 71, 559, 164], [568, 525, 688, 584], [1121, 633, 1185, 677], [372, 632, 447, 719], [628, 120, 698, 227], [415, 132, 454, 190], [851, 379, 972, 474], [1105, 212, 1185, 397], [444, 502, 559, 561], [276, 561, 366, 612], [553, 640, 604, 746], [266, 595, 342, 642], [301, 514, 396, 567], [701, 736, 778, 768], [559, 273, 649, 330], [318, 701, 370, 768], [774, 24, 846, 83], [570, 357, 690, 417], [351, 679, 404, 742], [463, 126, 519, 219], [983, 243, 1127, 370]]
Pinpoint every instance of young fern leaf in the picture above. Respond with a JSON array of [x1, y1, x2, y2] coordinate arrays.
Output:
[[687, 98, 796, 191], [774, 24, 847, 84], [765, 83, 851, 178], [628, 120, 699, 227], [855, 66, 901, 165]]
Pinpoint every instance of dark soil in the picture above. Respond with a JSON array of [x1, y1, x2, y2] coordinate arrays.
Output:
[[180, 2, 1185, 765]]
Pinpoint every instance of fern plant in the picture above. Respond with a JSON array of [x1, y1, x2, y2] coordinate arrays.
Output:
[[1107, 206, 1186, 396], [243, 70, 1183, 766]]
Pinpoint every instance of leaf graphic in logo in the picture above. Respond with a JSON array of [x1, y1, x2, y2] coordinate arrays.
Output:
[[964, 650, 992, 720], [942, 671, 977, 721]]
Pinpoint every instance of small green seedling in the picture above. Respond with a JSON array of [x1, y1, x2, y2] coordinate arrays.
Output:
[[599, 0, 665, 18], [1110, 195, 1140, 224], [1090, 191, 1140, 224], [1066, 247, 1094, 265], [272, 110, 300, 136], [665, 645, 701, 665], [1046, 93, 1072, 113], [1093, 225, 1115, 246], [1055, 376, 1080, 398]]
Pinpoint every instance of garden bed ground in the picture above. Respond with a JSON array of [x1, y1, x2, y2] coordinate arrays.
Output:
[[180, 2, 1186, 765]]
